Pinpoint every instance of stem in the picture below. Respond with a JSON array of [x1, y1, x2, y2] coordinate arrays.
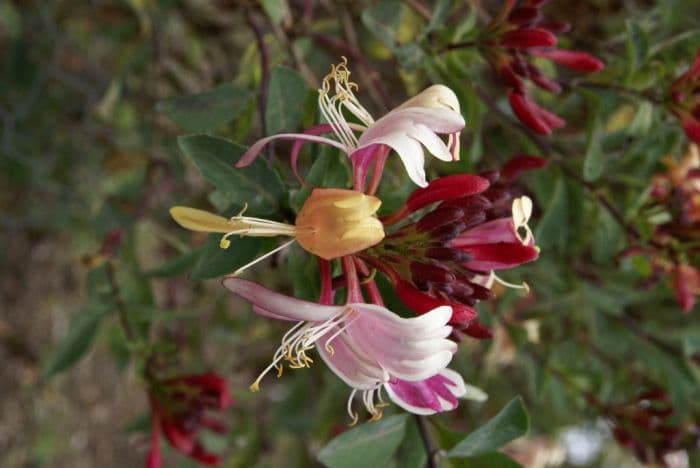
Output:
[[568, 80, 663, 105], [105, 261, 135, 342], [246, 10, 271, 140], [415, 415, 439, 468]]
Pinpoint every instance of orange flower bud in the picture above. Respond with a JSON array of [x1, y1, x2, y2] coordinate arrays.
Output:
[[295, 188, 385, 259]]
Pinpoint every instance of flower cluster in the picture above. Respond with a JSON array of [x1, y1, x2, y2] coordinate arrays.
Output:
[[147, 373, 231, 467], [608, 388, 700, 465], [169, 60, 539, 426], [361, 156, 544, 338], [669, 49, 700, 144], [645, 144, 700, 311], [478, 0, 604, 134]]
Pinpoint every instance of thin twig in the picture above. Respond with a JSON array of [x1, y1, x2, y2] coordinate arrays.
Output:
[[415, 415, 439, 468], [105, 261, 136, 342], [246, 10, 271, 138]]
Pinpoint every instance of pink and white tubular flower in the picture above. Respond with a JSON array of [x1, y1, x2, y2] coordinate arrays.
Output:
[[236, 58, 465, 189], [222, 277, 467, 421]]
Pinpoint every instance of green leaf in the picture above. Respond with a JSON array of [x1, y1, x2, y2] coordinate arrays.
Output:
[[143, 249, 202, 278], [122, 412, 151, 434], [42, 306, 108, 379], [459, 452, 523, 468], [361, 1, 403, 50], [317, 414, 408, 468], [287, 243, 320, 301], [447, 397, 529, 458], [292, 150, 351, 211], [393, 418, 427, 468], [422, 0, 452, 37], [266, 67, 309, 134], [178, 135, 286, 215], [190, 233, 268, 280], [156, 83, 252, 132], [534, 175, 568, 250], [583, 104, 605, 182], [260, 0, 291, 24], [625, 21, 649, 78]]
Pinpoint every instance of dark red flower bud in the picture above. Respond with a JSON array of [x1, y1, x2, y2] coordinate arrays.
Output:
[[529, 67, 562, 93], [637, 388, 669, 402], [395, 279, 478, 325], [500, 28, 557, 49], [460, 320, 494, 339], [532, 49, 605, 73], [410, 261, 456, 286], [425, 247, 473, 262], [417, 206, 465, 232], [507, 6, 542, 26], [508, 90, 565, 134], [430, 222, 467, 241], [539, 20, 571, 34], [406, 174, 490, 212], [501, 155, 548, 181]]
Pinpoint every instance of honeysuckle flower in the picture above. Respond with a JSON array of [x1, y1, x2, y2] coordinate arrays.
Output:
[[669, 49, 700, 143], [477, 0, 604, 134], [147, 373, 231, 467], [170, 188, 384, 271], [236, 58, 465, 189], [222, 277, 466, 420]]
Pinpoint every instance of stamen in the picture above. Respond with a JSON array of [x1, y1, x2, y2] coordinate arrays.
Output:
[[232, 238, 297, 276], [488, 271, 530, 293], [317, 57, 375, 153], [512, 196, 534, 245], [347, 389, 360, 426]]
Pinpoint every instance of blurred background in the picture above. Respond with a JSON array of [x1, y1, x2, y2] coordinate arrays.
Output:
[[2, 1, 700, 467]]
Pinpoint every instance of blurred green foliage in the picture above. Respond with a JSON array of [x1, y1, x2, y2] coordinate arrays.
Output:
[[2, 0, 700, 467]]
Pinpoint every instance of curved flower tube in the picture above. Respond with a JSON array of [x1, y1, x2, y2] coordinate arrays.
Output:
[[236, 58, 465, 189], [222, 277, 465, 421]]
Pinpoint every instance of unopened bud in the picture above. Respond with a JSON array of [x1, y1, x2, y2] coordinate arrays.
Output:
[[296, 188, 385, 260], [417, 206, 464, 232], [410, 261, 456, 286]]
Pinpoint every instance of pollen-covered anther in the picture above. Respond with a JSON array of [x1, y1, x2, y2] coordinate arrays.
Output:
[[296, 188, 385, 259], [512, 196, 534, 245]]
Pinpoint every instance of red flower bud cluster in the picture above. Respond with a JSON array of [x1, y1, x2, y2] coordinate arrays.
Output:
[[362, 156, 545, 338], [480, 0, 604, 134], [645, 145, 700, 312], [609, 388, 699, 465], [669, 49, 700, 144], [147, 373, 231, 467]]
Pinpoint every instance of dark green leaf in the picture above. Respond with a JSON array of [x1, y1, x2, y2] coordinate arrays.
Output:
[[260, 0, 291, 24], [625, 21, 649, 77], [317, 414, 408, 468], [42, 306, 108, 379], [178, 135, 286, 215], [393, 418, 427, 468], [266, 67, 309, 134], [156, 83, 252, 132], [583, 103, 605, 182], [447, 397, 529, 458], [287, 243, 320, 301], [143, 249, 202, 278], [292, 150, 351, 211], [122, 412, 151, 434], [534, 175, 568, 250], [361, 1, 403, 50], [189, 233, 268, 280]]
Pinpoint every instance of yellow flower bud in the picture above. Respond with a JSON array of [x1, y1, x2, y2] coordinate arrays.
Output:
[[295, 188, 385, 260]]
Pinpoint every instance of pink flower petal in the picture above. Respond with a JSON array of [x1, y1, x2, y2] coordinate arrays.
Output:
[[236, 133, 347, 168], [384, 369, 467, 415], [222, 277, 343, 322]]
